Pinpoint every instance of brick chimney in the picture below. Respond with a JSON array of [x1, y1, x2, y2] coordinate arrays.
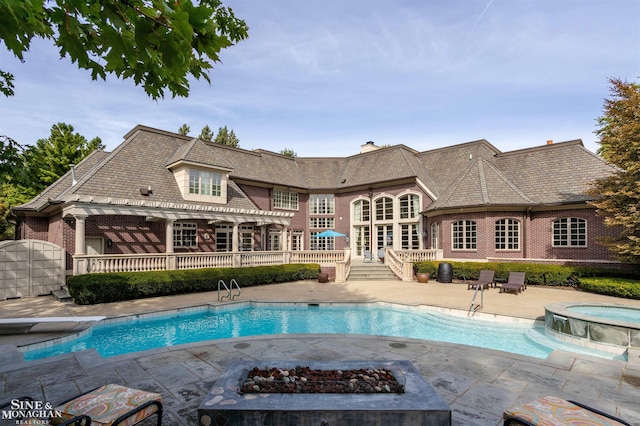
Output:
[[546, 140, 553, 145]]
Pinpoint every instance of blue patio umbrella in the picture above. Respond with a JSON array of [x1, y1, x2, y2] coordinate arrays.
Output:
[[313, 229, 347, 238]]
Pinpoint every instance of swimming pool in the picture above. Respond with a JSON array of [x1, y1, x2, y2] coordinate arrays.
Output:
[[21, 302, 622, 361]]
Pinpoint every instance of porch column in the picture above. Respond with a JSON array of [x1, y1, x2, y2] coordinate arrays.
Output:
[[232, 224, 239, 252], [74, 214, 87, 255], [165, 220, 175, 253], [282, 227, 289, 251]]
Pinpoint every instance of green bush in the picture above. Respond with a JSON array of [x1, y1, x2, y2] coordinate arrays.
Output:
[[67, 264, 320, 305], [577, 278, 640, 300]]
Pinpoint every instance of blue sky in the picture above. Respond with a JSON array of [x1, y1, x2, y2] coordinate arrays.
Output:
[[1, 0, 639, 157]]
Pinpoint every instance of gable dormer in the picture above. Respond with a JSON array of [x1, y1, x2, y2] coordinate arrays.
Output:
[[166, 139, 234, 204]]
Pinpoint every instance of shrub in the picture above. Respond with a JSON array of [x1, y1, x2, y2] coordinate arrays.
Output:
[[67, 264, 320, 305], [577, 278, 640, 300]]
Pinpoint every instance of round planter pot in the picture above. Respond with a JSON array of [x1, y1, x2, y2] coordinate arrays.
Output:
[[317, 273, 329, 283], [416, 272, 430, 283]]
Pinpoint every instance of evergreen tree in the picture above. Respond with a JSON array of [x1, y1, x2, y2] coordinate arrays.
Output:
[[178, 124, 191, 136], [199, 125, 214, 141], [0, 123, 103, 239], [588, 78, 640, 263], [214, 125, 240, 147], [280, 148, 297, 158]]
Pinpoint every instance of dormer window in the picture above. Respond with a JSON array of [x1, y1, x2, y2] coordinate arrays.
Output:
[[170, 163, 228, 204], [189, 169, 221, 196]]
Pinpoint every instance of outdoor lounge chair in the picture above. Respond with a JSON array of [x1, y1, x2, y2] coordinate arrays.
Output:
[[498, 272, 526, 294], [1, 384, 162, 426], [503, 395, 631, 425], [467, 270, 495, 290], [363, 250, 374, 262]]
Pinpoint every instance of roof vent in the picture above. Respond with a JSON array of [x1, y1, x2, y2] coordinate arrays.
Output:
[[360, 141, 379, 154]]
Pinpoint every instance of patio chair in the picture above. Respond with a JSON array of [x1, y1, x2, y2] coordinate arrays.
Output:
[[498, 272, 526, 294], [467, 270, 495, 290], [503, 395, 631, 425], [0, 384, 162, 426], [55, 384, 163, 426], [363, 250, 374, 262]]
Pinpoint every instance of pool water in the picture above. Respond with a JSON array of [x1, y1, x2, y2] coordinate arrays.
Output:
[[22, 303, 621, 361], [567, 306, 640, 323]]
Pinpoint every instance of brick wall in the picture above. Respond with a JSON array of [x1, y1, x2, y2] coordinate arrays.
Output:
[[430, 207, 619, 266]]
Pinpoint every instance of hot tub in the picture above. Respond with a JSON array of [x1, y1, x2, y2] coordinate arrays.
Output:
[[545, 303, 640, 355]]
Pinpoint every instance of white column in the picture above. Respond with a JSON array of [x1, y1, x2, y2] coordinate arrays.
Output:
[[282, 227, 288, 251], [232, 224, 239, 252], [74, 215, 87, 255], [165, 220, 175, 253]]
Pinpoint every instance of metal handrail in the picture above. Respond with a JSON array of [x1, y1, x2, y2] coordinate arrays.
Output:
[[217, 279, 241, 301], [468, 284, 483, 316], [229, 279, 241, 300]]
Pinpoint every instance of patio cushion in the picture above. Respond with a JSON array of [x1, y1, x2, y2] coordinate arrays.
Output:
[[56, 384, 161, 426], [503, 396, 627, 426]]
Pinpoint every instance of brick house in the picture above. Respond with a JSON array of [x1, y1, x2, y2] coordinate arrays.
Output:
[[11, 125, 620, 277]]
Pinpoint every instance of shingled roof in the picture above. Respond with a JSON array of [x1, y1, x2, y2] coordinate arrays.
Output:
[[15, 125, 614, 216]]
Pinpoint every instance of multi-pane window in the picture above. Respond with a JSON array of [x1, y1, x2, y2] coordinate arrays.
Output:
[[495, 219, 520, 250], [174, 222, 197, 247], [452, 220, 477, 250], [353, 199, 370, 222], [401, 224, 420, 249], [399, 194, 420, 219], [189, 169, 221, 196], [310, 231, 335, 250], [309, 194, 335, 214], [553, 218, 587, 247], [430, 222, 439, 249], [375, 197, 393, 220], [310, 217, 335, 229], [273, 189, 298, 210]]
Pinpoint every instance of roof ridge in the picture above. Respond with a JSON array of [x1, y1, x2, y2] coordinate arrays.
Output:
[[480, 158, 536, 203]]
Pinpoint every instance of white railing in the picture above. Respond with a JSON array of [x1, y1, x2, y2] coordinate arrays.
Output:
[[75, 250, 347, 275], [394, 249, 443, 262], [86, 254, 169, 273], [385, 249, 414, 281], [75, 249, 436, 278]]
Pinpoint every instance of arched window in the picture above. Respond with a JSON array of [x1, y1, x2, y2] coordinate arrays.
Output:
[[495, 219, 520, 250], [452, 220, 477, 250], [399, 194, 420, 219], [375, 197, 393, 220], [553, 218, 586, 247], [353, 199, 370, 222]]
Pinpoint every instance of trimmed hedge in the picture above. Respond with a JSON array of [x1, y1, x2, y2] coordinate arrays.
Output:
[[414, 261, 638, 288], [577, 278, 640, 300], [67, 264, 320, 305]]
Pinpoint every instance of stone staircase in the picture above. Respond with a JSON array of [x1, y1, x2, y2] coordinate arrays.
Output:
[[348, 261, 398, 281]]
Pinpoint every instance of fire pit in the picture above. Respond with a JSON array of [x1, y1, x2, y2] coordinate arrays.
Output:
[[199, 360, 451, 426], [240, 365, 405, 394]]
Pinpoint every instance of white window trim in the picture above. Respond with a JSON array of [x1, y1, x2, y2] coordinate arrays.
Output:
[[495, 218, 521, 251], [552, 217, 588, 248]]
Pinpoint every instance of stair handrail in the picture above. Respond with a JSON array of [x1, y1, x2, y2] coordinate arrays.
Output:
[[468, 284, 483, 316]]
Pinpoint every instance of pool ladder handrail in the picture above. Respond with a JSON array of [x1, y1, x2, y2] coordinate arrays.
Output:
[[217, 279, 241, 301], [468, 284, 484, 317]]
